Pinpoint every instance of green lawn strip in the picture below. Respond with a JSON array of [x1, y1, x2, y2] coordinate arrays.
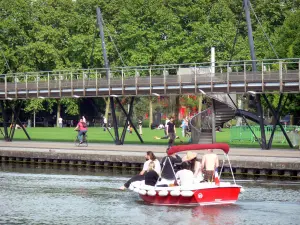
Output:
[[7, 127, 293, 149]]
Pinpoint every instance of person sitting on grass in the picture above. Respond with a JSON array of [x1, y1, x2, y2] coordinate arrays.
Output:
[[145, 161, 159, 186], [74, 119, 88, 144]]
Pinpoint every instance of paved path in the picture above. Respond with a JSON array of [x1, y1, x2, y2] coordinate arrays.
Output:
[[1, 141, 300, 171], [0, 140, 299, 159]]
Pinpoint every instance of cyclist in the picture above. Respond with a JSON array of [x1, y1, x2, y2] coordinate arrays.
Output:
[[74, 119, 88, 144]]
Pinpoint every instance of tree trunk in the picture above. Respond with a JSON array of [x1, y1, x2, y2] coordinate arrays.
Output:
[[56, 99, 61, 127], [175, 96, 180, 121], [149, 97, 153, 128], [198, 94, 203, 113], [104, 97, 110, 119]]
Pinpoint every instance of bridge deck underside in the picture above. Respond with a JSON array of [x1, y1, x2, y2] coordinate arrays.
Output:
[[0, 70, 299, 99]]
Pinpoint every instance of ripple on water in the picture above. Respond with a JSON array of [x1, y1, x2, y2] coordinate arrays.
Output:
[[0, 166, 300, 225]]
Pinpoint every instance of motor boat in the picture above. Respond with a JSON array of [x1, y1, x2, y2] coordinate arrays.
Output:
[[129, 143, 243, 206]]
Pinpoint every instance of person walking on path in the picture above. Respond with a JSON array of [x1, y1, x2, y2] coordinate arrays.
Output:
[[103, 117, 107, 131], [138, 119, 143, 136], [201, 149, 219, 182], [164, 117, 170, 136], [166, 117, 176, 148]]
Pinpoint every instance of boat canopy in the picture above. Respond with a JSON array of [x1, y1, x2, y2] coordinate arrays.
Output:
[[168, 143, 230, 155]]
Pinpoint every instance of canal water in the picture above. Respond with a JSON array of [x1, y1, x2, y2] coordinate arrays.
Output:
[[0, 164, 300, 225]]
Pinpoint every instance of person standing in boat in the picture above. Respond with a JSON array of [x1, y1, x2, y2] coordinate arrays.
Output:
[[201, 149, 219, 182], [145, 161, 159, 186], [119, 151, 161, 190], [166, 117, 176, 148], [182, 151, 203, 182]]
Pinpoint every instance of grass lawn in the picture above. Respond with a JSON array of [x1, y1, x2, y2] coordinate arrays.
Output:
[[7, 127, 294, 149]]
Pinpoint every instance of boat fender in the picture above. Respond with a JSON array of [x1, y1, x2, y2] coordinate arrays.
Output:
[[139, 189, 147, 195], [133, 188, 140, 193], [240, 187, 245, 193], [158, 190, 168, 196], [180, 191, 194, 197], [147, 190, 156, 196], [170, 190, 180, 197]]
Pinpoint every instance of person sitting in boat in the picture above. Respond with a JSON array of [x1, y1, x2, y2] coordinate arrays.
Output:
[[145, 161, 159, 186], [182, 151, 203, 182], [175, 161, 194, 186], [160, 148, 182, 180], [119, 151, 161, 190], [201, 149, 219, 182]]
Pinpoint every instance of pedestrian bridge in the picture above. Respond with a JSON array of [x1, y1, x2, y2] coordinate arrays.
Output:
[[0, 58, 299, 100]]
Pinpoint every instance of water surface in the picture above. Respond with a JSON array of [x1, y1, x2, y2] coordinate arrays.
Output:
[[0, 164, 300, 225]]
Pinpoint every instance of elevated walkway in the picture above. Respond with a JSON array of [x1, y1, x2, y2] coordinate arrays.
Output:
[[0, 58, 300, 99]]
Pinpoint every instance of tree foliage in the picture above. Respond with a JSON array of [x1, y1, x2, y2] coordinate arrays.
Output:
[[1, 0, 300, 117]]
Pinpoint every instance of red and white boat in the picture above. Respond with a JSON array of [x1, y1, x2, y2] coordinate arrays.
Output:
[[129, 143, 243, 206]]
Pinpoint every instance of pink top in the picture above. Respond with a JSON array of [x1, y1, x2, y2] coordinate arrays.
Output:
[[77, 122, 87, 131]]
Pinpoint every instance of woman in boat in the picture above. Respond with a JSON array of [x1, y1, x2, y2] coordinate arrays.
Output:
[[175, 161, 194, 186], [182, 151, 203, 182], [144, 161, 159, 186], [119, 151, 161, 190]]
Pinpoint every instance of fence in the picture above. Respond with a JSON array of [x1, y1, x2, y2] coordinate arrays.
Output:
[[230, 125, 300, 146]]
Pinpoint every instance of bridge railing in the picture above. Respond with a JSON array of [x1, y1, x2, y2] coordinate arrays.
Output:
[[0, 58, 299, 99]]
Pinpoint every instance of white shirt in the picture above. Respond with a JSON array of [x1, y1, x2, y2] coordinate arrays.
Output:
[[143, 159, 161, 175], [103, 118, 107, 123], [58, 118, 63, 123], [175, 169, 194, 186], [82, 116, 86, 123]]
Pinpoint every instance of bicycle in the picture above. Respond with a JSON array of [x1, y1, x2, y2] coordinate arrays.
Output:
[[74, 132, 88, 147]]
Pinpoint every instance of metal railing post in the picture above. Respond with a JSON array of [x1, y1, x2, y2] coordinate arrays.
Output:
[[279, 61, 283, 93], [36, 73, 39, 98], [164, 67, 166, 95], [71, 71, 73, 97], [25, 74, 28, 99], [149, 67, 152, 95], [47, 72, 50, 97], [4, 75, 7, 99], [261, 61, 264, 92], [227, 63, 230, 93], [299, 59, 300, 92], [194, 64, 197, 94], [96, 70, 98, 96], [244, 61, 247, 92], [15, 75, 17, 99], [121, 68, 124, 96], [59, 72, 62, 98], [108, 70, 111, 96]]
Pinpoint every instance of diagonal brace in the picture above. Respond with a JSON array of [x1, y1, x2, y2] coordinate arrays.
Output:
[[262, 94, 293, 148], [116, 97, 143, 144]]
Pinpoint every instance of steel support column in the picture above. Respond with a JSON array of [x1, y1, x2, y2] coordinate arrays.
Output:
[[0, 100, 10, 141], [110, 97, 121, 145], [116, 97, 144, 144], [262, 94, 293, 149]]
